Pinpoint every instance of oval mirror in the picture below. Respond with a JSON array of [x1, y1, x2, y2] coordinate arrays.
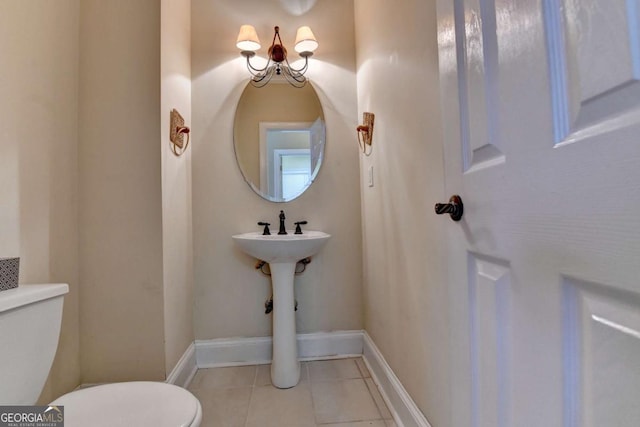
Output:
[[233, 82, 325, 202]]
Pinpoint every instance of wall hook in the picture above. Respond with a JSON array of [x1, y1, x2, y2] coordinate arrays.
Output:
[[170, 108, 190, 156], [357, 112, 374, 156]]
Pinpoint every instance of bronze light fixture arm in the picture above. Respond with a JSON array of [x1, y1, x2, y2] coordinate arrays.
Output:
[[279, 58, 310, 88], [242, 59, 276, 88], [251, 66, 277, 88], [240, 27, 282, 83], [237, 25, 317, 88], [284, 51, 312, 74], [241, 50, 269, 74]]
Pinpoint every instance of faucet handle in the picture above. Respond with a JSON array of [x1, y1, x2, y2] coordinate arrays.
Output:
[[294, 221, 308, 234], [258, 222, 271, 235]]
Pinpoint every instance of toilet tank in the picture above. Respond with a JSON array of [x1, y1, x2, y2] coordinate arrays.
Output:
[[0, 284, 68, 404]]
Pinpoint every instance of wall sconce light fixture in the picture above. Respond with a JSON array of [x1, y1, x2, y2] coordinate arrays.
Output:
[[170, 109, 190, 156], [236, 25, 318, 88], [357, 112, 375, 156]]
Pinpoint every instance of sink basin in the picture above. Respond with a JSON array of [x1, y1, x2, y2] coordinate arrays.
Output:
[[232, 231, 330, 263], [232, 229, 330, 389]]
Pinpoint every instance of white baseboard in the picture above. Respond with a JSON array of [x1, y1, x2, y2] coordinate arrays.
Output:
[[362, 332, 432, 427], [166, 342, 197, 388], [193, 329, 429, 427], [195, 330, 363, 368], [297, 330, 364, 360]]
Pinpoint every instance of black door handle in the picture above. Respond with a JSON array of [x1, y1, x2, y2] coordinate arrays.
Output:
[[435, 195, 463, 221]]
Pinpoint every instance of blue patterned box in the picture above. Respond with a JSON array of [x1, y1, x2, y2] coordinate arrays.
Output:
[[0, 257, 19, 291]]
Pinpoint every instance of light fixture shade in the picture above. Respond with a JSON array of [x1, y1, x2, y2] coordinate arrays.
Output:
[[294, 26, 318, 53], [236, 25, 261, 51]]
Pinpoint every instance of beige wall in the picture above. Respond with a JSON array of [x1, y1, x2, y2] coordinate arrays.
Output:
[[0, 0, 82, 403], [78, 0, 166, 383], [1, 2, 452, 418], [192, 0, 362, 340], [354, 0, 451, 426], [1, 0, 198, 397], [161, 0, 195, 375]]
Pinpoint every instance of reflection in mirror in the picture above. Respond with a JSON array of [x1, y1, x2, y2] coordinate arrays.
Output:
[[234, 82, 325, 202]]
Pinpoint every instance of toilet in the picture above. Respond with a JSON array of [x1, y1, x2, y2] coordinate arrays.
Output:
[[0, 284, 202, 426]]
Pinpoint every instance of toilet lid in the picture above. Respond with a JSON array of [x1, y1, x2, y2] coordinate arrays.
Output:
[[51, 381, 202, 427]]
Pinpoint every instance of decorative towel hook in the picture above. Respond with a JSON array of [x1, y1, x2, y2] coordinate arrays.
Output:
[[170, 108, 190, 156], [357, 112, 374, 156]]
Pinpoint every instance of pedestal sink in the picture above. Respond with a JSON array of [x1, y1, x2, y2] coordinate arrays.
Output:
[[232, 230, 330, 388]]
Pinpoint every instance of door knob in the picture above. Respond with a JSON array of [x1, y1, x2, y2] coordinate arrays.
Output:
[[435, 195, 464, 221]]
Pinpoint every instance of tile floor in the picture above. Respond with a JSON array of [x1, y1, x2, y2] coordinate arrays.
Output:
[[188, 357, 397, 427]]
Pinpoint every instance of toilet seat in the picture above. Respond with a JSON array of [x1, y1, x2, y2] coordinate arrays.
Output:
[[51, 381, 202, 427]]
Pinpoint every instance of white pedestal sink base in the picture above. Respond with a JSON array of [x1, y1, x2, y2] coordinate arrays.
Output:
[[269, 262, 300, 388], [231, 230, 331, 389]]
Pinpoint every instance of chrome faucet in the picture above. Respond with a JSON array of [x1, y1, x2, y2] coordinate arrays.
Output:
[[278, 210, 287, 235]]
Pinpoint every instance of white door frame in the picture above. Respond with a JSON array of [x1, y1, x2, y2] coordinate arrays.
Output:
[[272, 148, 311, 200], [258, 121, 312, 194]]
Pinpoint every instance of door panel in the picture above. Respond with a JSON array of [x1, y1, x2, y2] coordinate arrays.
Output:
[[309, 117, 324, 174], [454, 0, 504, 172], [564, 278, 640, 427], [438, 0, 640, 426], [544, 0, 640, 144], [468, 254, 510, 427]]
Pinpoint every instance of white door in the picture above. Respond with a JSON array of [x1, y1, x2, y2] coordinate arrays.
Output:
[[437, 1, 640, 426], [309, 116, 325, 175], [273, 148, 311, 200]]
